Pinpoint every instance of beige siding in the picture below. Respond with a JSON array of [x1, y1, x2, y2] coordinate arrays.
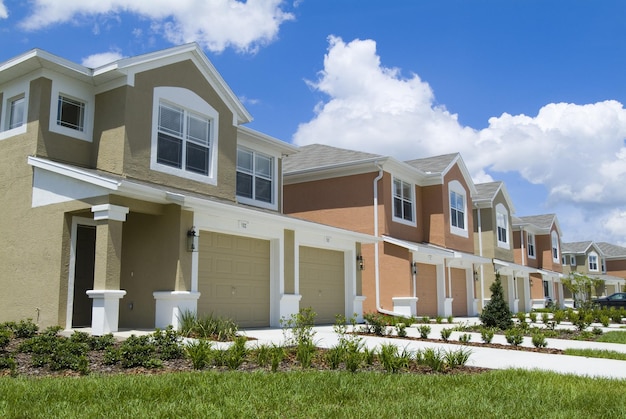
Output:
[[198, 232, 270, 328]]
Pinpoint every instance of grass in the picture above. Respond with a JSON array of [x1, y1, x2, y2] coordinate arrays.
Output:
[[596, 331, 626, 344], [564, 348, 626, 361], [1, 369, 625, 418]]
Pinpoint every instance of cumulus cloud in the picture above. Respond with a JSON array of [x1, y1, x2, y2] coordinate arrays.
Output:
[[294, 36, 626, 243], [0, 1, 7, 19], [19, 0, 294, 53], [81, 51, 125, 68]]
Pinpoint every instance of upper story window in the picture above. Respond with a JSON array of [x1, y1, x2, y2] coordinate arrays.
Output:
[[237, 148, 275, 208], [392, 177, 415, 225], [151, 87, 219, 184], [157, 102, 210, 176], [496, 204, 509, 248], [588, 252, 598, 272], [57, 95, 85, 132], [8, 95, 25, 130], [601, 258, 606, 273], [1, 81, 29, 141], [527, 232, 536, 258], [551, 231, 560, 263], [449, 181, 468, 237]]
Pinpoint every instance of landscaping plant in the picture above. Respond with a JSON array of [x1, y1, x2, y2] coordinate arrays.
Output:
[[480, 272, 513, 330]]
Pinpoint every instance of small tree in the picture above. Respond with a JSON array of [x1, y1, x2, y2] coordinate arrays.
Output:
[[562, 272, 603, 310], [480, 272, 513, 330]]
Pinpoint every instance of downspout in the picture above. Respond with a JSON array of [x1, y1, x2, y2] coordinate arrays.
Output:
[[477, 207, 484, 310], [373, 163, 397, 315]]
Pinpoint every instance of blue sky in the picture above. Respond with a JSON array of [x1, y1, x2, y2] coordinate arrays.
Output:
[[2, 0, 626, 245]]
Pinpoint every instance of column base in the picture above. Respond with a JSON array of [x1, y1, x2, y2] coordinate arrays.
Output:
[[153, 291, 201, 330], [86, 290, 126, 335]]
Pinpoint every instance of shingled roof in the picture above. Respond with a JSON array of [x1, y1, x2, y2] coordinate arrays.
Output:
[[404, 153, 459, 174], [283, 144, 383, 173]]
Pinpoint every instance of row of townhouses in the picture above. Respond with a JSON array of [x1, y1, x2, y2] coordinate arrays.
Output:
[[1, 44, 623, 334]]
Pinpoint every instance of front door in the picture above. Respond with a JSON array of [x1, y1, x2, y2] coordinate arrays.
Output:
[[72, 224, 96, 327]]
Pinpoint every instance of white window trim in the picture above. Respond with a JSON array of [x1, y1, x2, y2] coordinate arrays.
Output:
[[551, 231, 560, 263], [495, 203, 509, 249], [49, 75, 94, 142], [150, 86, 219, 185], [236, 146, 278, 211], [527, 232, 536, 259], [391, 176, 416, 227], [588, 252, 599, 272], [449, 180, 468, 238], [0, 80, 29, 141]]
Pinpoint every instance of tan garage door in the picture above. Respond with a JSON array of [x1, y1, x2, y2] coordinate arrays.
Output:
[[416, 264, 438, 316], [198, 232, 270, 328], [451, 268, 468, 316], [299, 246, 345, 324]]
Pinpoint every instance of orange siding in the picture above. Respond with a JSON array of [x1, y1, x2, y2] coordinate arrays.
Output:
[[415, 263, 438, 316], [451, 268, 468, 316]]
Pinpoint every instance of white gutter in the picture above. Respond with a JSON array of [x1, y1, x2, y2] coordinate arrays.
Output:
[[476, 207, 485, 310], [372, 163, 398, 316]]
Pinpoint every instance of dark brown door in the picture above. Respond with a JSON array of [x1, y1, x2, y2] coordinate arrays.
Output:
[[72, 224, 96, 327]]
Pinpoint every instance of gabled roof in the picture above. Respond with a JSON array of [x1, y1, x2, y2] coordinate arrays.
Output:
[[597, 242, 626, 259], [473, 181, 515, 213], [561, 241, 597, 255], [283, 144, 383, 174], [513, 213, 562, 235], [0, 43, 252, 124], [404, 152, 477, 195], [404, 153, 458, 174]]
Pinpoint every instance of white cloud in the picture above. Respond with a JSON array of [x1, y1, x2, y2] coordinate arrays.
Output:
[[19, 0, 294, 53], [294, 36, 626, 243], [0, 1, 8, 19], [81, 51, 125, 68]]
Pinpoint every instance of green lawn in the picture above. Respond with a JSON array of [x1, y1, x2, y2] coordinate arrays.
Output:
[[2, 370, 625, 418], [596, 331, 626, 344]]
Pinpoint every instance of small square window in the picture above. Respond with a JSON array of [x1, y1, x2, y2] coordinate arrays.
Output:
[[57, 95, 85, 132]]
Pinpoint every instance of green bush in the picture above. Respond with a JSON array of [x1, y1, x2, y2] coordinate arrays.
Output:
[[444, 347, 472, 368], [532, 333, 548, 348], [480, 327, 494, 344], [270, 344, 286, 372], [116, 335, 161, 369], [458, 333, 471, 344], [505, 328, 524, 346], [552, 310, 565, 324], [480, 272, 513, 330], [417, 325, 431, 339], [440, 328, 452, 342], [225, 336, 249, 370], [12, 319, 39, 338], [152, 327, 184, 360], [0, 329, 11, 350], [421, 348, 445, 372], [185, 339, 212, 370], [395, 323, 407, 337]]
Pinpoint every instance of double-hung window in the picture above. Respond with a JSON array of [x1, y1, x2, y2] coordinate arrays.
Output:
[[450, 192, 465, 229], [551, 231, 560, 263], [588, 252, 598, 272], [496, 204, 509, 248], [527, 233, 536, 258], [57, 95, 85, 132], [392, 177, 414, 224], [237, 148, 274, 205], [8, 96, 25, 130], [157, 101, 210, 176]]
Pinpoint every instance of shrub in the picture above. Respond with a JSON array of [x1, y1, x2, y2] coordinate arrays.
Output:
[[458, 333, 471, 344], [421, 347, 445, 372], [444, 347, 472, 368], [532, 333, 548, 348], [270, 344, 286, 372], [254, 344, 271, 367], [440, 328, 452, 342], [395, 323, 407, 337], [417, 325, 431, 339], [0, 329, 11, 351], [447, 315, 454, 324], [541, 312, 550, 324], [480, 327, 495, 344], [435, 316, 443, 324], [282, 307, 317, 346], [379, 343, 406, 373], [553, 310, 565, 324], [178, 310, 239, 341], [505, 328, 524, 346], [363, 312, 389, 336], [600, 315, 610, 328], [225, 336, 249, 370], [480, 272, 513, 330], [325, 346, 344, 370], [152, 327, 184, 360], [529, 312, 537, 323], [117, 335, 161, 369], [185, 339, 212, 370], [12, 319, 39, 338], [516, 312, 527, 324], [421, 316, 430, 324]]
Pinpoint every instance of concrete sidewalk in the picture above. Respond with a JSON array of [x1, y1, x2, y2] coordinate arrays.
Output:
[[238, 319, 626, 380]]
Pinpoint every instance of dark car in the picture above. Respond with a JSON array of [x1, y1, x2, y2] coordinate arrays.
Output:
[[592, 292, 626, 308]]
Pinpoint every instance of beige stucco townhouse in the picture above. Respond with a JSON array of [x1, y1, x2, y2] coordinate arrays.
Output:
[[0, 44, 375, 334], [283, 145, 490, 319]]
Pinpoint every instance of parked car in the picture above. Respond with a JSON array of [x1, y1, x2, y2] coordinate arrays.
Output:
[[592, 292, 626, 308]]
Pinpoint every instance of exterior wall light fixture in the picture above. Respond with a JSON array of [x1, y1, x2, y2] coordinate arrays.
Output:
[[357, 254, 365, 271], [411, 262, 418, 275], [187, 227, 199, 252]]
